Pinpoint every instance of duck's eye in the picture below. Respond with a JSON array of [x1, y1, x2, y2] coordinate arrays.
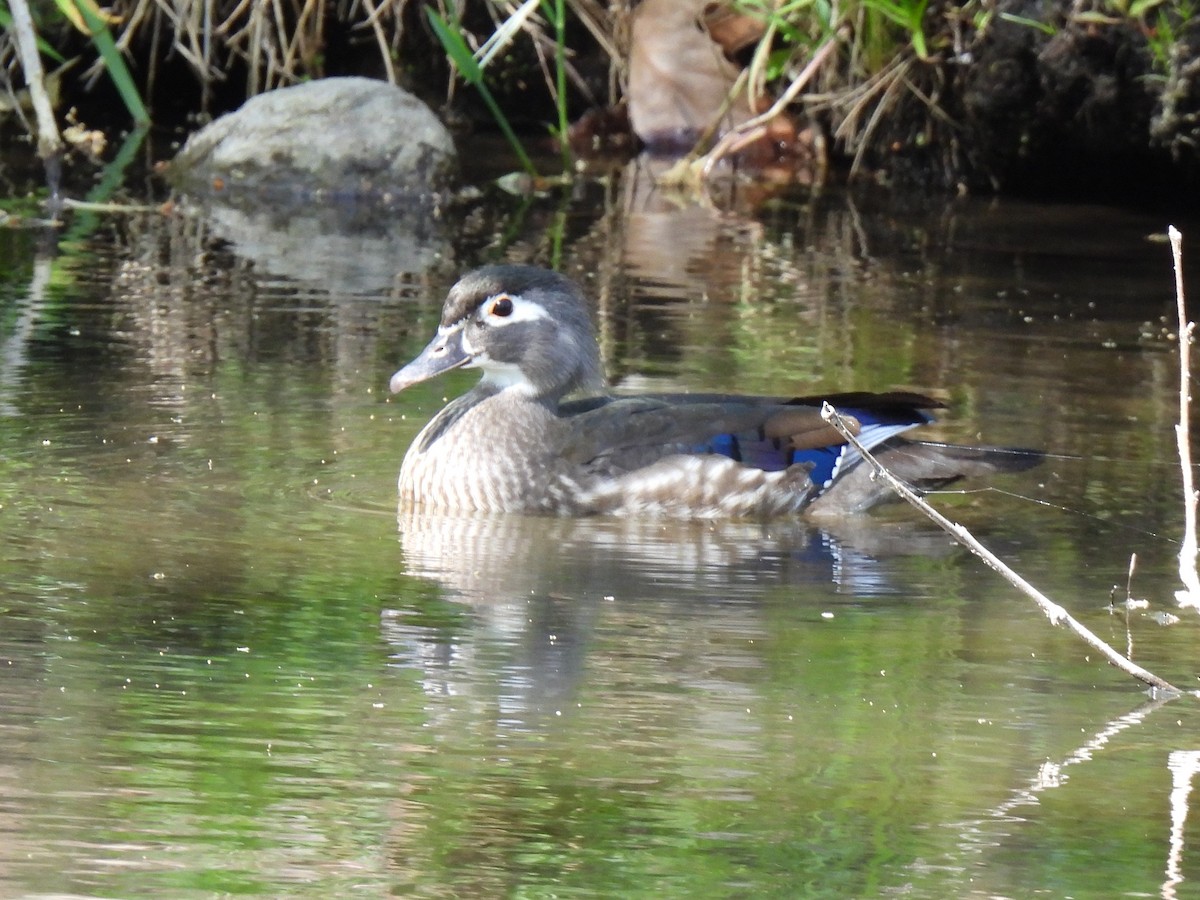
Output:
[[490, 296, 514, 317]]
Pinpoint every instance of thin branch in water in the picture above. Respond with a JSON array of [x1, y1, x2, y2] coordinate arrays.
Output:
[[1169, 225, 1200, 608], [820, 402, 1182, 694]]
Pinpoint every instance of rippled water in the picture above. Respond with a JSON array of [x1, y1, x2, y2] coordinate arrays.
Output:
[[2, 166, 1200, 897]]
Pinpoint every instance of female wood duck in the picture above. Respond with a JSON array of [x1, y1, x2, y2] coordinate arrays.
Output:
[[389, 265, 1038, 518]]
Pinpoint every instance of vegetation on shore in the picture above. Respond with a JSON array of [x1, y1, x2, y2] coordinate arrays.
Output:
[[1, 0, 1198, 194]]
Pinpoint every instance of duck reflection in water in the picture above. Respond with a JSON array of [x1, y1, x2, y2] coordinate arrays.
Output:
[[387, 510, 974, 729]]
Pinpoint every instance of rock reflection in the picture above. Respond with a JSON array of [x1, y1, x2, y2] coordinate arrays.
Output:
[[180, 198, 448, 294]]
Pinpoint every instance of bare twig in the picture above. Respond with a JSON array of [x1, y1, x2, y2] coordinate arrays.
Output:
[[60, 198, 159, 213], [1169, 226, 1200, 609], [820, 403, 1181, 694]]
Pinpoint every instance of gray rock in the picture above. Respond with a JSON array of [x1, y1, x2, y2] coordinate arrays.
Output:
[[170, 77, 457, 204]]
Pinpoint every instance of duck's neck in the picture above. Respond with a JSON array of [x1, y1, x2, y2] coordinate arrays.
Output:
[[471, 370, 599, 413]]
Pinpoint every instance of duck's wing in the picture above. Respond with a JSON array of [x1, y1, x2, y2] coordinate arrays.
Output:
[[558, 391, 940, 482]]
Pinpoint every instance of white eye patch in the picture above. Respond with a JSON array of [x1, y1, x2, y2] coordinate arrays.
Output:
[[456, 296, 549, 362], [478, 293, 548, 327]]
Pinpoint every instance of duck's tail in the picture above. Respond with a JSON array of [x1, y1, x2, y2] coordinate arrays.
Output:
[[807, 440, 1043, 517]]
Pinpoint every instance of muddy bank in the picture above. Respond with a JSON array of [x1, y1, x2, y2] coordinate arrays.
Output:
[[942, 0, 1199, 199]]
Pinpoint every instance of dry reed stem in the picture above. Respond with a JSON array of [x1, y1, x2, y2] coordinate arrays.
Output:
[[203, 0, 215, 79], [567, 0, 623, 83], [653, 67, 751, 190], [7, 0, 62, 162], [721, 33, 840, 141], [358, 0, 397, 84], [1169, 226, 1200, 608], [661, 33, 844, 184], [118, 0, 156, 51], [214, 0, 257, 36], [480, 0, 542, 68], [481, 0, 594, 107], [269, 0, 290, 75], [838, 56, 912, 176], [248, 2, 264, 94], [820, 402, 1181, 694], [744, 15, 778, 112]]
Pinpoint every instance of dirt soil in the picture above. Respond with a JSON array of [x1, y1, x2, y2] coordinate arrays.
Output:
[[883, 0, 1200, 200]]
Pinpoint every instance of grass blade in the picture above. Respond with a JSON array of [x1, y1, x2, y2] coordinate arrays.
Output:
[[60, 0, 150, 125], [426, 6, 537, 176]]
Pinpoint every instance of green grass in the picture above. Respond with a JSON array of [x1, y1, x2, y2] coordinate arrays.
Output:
[[426, 5, 538, 176]]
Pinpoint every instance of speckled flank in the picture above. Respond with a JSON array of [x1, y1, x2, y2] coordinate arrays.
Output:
[[576, 455, 815, 518], [399, 387, 819, 517]]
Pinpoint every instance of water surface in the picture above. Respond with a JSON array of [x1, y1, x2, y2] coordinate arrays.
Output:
[[1, 168, 1198, 897]]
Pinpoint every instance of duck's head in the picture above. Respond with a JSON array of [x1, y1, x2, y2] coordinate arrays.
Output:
[[389, 265, 605, 401]]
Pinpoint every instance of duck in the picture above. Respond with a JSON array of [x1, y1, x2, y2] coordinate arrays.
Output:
[[388, 265, 1038, 518]]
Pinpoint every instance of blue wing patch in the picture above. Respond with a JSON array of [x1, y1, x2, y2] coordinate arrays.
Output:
[[696, 406, 931, 493]]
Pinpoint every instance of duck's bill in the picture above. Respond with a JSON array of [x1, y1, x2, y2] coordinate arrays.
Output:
[[389, 327, 471, 393]]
